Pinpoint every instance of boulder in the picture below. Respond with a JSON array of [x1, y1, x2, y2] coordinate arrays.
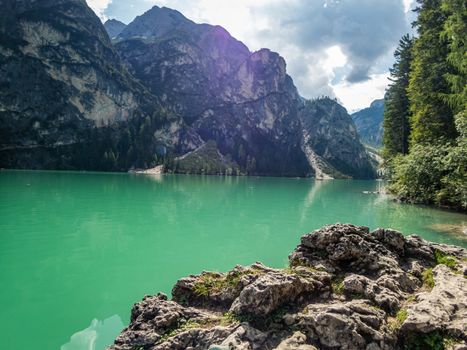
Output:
[[109, 224, 467, 350]]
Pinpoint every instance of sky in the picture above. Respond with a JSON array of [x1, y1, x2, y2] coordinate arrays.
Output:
[[87, 0, 417, 112]]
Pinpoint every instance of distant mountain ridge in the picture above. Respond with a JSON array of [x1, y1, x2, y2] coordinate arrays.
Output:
[[351, 99, 384, 148], [104, 19, 126, 38], [0, 1, 375, 178]]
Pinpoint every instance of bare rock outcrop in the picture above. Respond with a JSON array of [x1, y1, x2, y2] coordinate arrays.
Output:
[[109, 224, 467, 350]]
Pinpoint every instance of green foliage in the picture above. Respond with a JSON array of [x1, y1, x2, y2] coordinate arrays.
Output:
[[383, 34, 414, 158], [436, 113, 467, 208], [434, 250, 457, 269], [220, 312, 242, 326], [404, 331, 447, 350], [384, 0, 466, 210], [440, 0, 467, 115], [193, 268, 263, 297], [388, 144, 448, 203], [396, 309, 408, 324], [389, 308, 409, 331], [331, 275, 345, 295], [158, 318, 205, 343], [173, 140, 240, 175], [422, 268, 435, 289], [408, 0, 457, 144], [388, 126, 466, 209]]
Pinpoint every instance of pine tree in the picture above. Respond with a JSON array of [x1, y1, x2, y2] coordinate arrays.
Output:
[[441, 0, 466, 115], [408, 0, 457, 144], [383, 34, 414, 158]]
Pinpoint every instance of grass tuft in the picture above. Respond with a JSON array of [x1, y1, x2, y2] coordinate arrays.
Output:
[[422, 268, 435, 289], [434, 250, 457, 269], [193, 268, 264, 297]]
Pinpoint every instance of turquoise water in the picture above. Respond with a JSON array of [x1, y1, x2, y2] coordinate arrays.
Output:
[[0, 170, 465, 350]]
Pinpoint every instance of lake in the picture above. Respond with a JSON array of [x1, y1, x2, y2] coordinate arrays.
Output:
[[0, 170, 465, 350]]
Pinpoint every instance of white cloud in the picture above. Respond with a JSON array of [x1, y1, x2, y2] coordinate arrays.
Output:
[[86, 0, 113, 20], [104, 0, 412, 110], [403, 0, 415, 12], [332, 73, 389, 113]]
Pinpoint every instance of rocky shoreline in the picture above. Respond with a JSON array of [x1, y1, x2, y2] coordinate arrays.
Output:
[[109, 224, 467, 350]]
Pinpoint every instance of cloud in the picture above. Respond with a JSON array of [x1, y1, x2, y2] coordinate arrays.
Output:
[[102, 0, 413, 110], [332, 72, 390, 112], [252, 0, 408, 84], [86, 0, 112, 20]]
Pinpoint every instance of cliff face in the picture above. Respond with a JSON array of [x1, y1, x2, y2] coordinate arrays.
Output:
[[1, 2, 375, 178], [110, 224, 467, 350], [113, 6, 375, 178], [351, 99, 385, 148], [300, 98, 375, 179], [0, 0, 196, 170]]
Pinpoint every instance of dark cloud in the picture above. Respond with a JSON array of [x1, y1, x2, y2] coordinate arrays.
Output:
[[253, 0, 409, 83]]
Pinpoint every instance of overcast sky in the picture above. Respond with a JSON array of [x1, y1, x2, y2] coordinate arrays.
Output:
[[87, 0, 416, 112]]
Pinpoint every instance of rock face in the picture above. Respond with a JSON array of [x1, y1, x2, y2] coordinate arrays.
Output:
[[301, 99, 374, 179], [351, 99, 385, 148], [113, 6, 375, 178], [110, 224, 467, 350], [0, 0, 196, 170], [0, 2, 374, 178], [104, 19, 126, 39]]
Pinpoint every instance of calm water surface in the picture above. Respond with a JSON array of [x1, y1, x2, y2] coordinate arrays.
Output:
[[1, 170, 466, 350]]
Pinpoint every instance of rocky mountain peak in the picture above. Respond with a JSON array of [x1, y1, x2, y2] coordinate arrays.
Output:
[[117, 5, 196, 40], [104, 18, 126, 39], [1, 1, 376, 178]]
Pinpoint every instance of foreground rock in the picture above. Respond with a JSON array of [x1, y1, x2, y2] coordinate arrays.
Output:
[[109, 224, 467, 350]]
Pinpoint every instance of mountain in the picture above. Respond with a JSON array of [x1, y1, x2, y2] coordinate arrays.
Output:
[[104, 18, 126, 39], [0, 0, 196, 170], [113, 5, 375, 178], [351, 99, 384, 148], [0, 2, 375, 178], [301, 98, 375, 178]]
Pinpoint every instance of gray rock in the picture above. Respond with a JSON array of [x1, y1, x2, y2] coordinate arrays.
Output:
[[229, 271, 322, 317], [109, 224, 467, 350], [286, 300, 395, 350], [401, 264, 467, 339], [273, 332, 317, 350]]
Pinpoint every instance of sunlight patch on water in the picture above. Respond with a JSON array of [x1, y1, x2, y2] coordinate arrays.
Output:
[[61, 315, 123, 350]]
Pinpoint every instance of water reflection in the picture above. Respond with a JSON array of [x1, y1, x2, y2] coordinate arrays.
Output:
[[61, 315, 123, 350]]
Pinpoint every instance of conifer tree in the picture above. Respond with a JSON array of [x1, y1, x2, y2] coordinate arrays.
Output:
[[408, 0, 457, 144], [383, 34, 413, 158], [441, 0, 466, 116]]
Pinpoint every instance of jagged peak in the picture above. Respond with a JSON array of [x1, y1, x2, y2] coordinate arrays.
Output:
[[104, 18, 127, 38], [118, 5, 196, 39], [104, 18, 126, 25]]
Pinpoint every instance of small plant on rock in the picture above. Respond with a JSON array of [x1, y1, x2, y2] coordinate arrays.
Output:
[[434, 250, 457, 269], [422, 268, 435, 289], [331, 275, 345, 295]]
